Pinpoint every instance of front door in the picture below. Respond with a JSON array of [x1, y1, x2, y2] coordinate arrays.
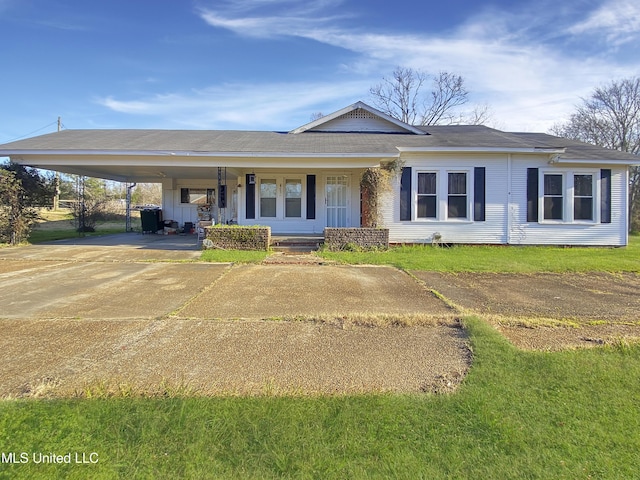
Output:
[[325, 175, 349, 227]]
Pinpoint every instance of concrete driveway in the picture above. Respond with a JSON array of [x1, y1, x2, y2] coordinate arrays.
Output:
[[0, 232, 202, 263], [0, 235, 465, 397], [0, 233, 451, 320]]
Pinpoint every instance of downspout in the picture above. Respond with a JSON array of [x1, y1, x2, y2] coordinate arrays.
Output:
[[506, 154, 512, 244]]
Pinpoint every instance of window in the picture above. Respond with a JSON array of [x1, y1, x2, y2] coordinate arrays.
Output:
[[543, 174, 563, 220], [417, 172, 437, 218], [180, 188, 214, 205], [530, 169, 603, 223], [408, 169, 476, 221], [260, 179, 277, 217], [255, 175, 306, 219], [285, 179, 302, 218], [574, 174, 594, 221], [448, 172, 467, 219]]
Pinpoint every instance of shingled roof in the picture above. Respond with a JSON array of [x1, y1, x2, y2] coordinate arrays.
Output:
[[1, 101, 638, 164]]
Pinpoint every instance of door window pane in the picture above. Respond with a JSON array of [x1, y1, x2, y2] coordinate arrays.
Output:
[[326, 176, 348, 227]]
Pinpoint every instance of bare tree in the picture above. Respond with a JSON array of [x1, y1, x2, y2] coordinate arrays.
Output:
[[550, 77, 640, 231], [370, 67, 470, 126], [457, 103, 493, 126]]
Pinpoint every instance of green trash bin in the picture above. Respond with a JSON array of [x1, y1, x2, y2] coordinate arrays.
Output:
[[141, 209, 162, 234]]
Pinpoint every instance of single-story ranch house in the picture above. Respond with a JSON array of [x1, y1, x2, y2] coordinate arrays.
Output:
[[1, 101, 638, 246]]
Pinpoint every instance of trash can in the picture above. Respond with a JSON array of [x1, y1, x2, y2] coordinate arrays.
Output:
[[141, 208, 162, 234]]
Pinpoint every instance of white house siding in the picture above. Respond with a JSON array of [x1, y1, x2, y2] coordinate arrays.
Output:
[[160, 169, 365, 234], [381, 152, 629, 246], [383, 154, 510, 244], [235, 169, 364, 234], [161, 179, 238, 228], [509, 157, 628, 246]]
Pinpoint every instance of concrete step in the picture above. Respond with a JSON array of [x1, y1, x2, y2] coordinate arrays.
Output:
[[270, 236, 323, 253]]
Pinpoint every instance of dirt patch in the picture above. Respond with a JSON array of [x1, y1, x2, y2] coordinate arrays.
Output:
[[0, 318, 470, 398], [413, 271, 640, 350], [494, 323, 640, 351]]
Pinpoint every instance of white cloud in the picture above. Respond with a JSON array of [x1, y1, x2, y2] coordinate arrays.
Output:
[[97, 81, 369, 130], [568, 0, 640, 45], [102, 0, 640, 132], [196, 0, 349, 39]]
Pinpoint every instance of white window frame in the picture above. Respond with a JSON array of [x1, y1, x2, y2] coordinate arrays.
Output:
[[538, 169, 599, 224], [542, 172, 565, 222], [412, 168, 473, 222], [416, 171, 438, 219], [573, 173, 596, 222], [256, 174, 306, 221], [447, 171, 470, 221]]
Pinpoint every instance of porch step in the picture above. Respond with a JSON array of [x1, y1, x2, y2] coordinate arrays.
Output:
[[270, 235, 323, 253]]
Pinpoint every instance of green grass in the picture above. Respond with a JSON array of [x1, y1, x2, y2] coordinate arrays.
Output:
[[27, 226, 128, 244], [200, 249, 270, 263], [319, 234, 640, 272], [1, 318, 638, 479]]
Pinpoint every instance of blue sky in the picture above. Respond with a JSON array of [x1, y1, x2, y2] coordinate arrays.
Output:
[[1, 0, 639, 143]]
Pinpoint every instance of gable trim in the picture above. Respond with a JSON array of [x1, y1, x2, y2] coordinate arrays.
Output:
[[289, 101, 426, 135]]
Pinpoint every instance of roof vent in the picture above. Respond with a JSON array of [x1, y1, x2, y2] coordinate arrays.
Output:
[[338, 108, 377, 120]]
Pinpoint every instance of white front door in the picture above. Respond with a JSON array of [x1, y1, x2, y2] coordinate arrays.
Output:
[[325, 175, 349, 227]]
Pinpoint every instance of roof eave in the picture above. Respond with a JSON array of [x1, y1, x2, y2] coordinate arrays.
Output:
[[550, 157, 640, 166], [397, 146, 567, 154], [2, 149, 399, 159]]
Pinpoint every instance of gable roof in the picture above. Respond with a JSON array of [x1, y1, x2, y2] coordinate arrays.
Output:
[[0, 102, 637, 183], [289, 101, 426, 135]]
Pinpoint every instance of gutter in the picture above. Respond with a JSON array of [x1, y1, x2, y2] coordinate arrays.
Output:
[[0, 149, 399, 159]]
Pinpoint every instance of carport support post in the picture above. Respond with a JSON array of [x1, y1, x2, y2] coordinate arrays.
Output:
[[126, 183, 136, 232]]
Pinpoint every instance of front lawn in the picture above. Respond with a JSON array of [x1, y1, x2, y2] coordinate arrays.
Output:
[[319, 234, 640, 272], [1, 318, 638, 479], [27, 209, 133, 244]]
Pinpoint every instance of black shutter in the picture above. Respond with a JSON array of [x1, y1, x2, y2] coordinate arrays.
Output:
[[474, 167, 486, 221], [526, 168, 539, 222], [306, 175, 316, 220], [400, 167, 412, 221], [245, 174, 255, 219], [601, 169, 611, 224]]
